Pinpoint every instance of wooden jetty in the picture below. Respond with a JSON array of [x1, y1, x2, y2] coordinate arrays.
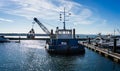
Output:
[[81, 43, 120, 63]]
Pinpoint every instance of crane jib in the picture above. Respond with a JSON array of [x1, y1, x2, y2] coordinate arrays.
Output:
[[33, 17, 51, 35]]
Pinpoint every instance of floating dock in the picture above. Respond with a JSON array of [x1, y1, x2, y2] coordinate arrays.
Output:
[[81, 43, 120, 63]]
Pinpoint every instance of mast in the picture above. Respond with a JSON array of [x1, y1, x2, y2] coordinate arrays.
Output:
[[60, 7, 71, 30], [63, 7, 66, 30]]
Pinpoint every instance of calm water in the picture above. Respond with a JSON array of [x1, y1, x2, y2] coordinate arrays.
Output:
[[0, 40, 120, 71]]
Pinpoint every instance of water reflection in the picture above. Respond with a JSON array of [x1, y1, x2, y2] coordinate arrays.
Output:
[[46, 54, 85, 71], [21, 40, 46, 49], [0, 40, 120, 71]]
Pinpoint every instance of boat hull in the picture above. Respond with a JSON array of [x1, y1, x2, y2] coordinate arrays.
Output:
[[45, 44, 85, 55], [0, 36, 10, 43]]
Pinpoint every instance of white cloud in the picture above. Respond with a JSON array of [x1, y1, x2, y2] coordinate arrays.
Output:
[[0, 0, 106, 25], [0, 18, 14, 22], [72, 8, 94, 25]]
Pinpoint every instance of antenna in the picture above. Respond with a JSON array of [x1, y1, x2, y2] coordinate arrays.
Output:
[[60, 7, 71, 30]]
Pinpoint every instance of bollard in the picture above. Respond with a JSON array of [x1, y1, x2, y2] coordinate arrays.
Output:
[[113, 38, 117, 52]]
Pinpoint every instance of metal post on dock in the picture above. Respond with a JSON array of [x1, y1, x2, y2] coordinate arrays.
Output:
[[113, 38, 117, 52], [88, 37, 91, 44], [107, 47, 109, 53]]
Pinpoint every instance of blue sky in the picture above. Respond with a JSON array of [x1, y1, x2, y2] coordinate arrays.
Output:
[[0, 0, 120, 35]]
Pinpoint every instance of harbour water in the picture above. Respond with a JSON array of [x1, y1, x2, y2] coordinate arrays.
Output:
[[0, 40, 120, 71]]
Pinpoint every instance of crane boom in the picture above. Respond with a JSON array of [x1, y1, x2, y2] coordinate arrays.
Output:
[[33, 17, 50, 34]]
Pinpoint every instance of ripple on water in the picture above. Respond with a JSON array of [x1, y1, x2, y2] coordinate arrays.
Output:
[[0, 40, 120, 71]]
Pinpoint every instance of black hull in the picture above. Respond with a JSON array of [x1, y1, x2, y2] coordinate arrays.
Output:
[[46, 49, 85, 55], [45, 45, 85, 55]]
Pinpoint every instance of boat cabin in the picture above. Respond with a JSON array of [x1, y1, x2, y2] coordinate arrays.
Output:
[[55, 27, 75, 39]]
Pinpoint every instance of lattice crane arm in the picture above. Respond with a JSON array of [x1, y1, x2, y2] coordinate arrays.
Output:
[[33, 17, 50, 35]]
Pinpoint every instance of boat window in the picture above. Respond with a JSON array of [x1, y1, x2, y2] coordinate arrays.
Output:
[[57, 30, 72, 34], [61, 42, 67, 45]]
